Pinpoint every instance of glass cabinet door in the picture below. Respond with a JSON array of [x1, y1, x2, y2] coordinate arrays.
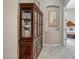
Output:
[[21, 10, 31, 37], [34, 9, 37, 38], [38, 13, 40, 36], [39, 14, 41, 35]]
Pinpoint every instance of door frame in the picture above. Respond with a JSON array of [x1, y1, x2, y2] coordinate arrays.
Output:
[[63, 0, 70, 45]]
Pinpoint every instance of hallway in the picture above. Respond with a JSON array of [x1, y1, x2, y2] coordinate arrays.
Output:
[[38, 38, 75, 59], [3, 0, 75, 59]]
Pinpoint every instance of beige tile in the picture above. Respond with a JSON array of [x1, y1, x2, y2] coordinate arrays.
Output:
[[38, 38, 75, 59]]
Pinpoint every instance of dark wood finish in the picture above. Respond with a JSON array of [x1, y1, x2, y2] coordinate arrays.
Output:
[[67, 34, 75, 38], [67, 20, 75, 27], [19, 3, 43, 59]]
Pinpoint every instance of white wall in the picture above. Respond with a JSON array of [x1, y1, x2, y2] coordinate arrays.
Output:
[[65, 9, 75, 20], [19, 0, 33, 3], [43, 0, 64, 45], [3, 0, 18, 59]]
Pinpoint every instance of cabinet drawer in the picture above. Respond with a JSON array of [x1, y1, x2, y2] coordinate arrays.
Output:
[[19, 44, 33, 59]]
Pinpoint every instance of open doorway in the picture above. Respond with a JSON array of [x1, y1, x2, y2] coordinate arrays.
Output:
[[64, 0, 75, 46]]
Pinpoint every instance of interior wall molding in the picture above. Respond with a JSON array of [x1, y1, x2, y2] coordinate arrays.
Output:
[[43, 44, 63, 46], [64, 0, 70, 7], [47, 5, 60, 8], [33, 0, 40, 7]]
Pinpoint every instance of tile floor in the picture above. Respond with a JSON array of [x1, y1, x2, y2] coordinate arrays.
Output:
[[38, 38, 75, 59]]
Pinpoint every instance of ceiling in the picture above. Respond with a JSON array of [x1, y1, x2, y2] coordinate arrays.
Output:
[[66, 0, 75, 9]]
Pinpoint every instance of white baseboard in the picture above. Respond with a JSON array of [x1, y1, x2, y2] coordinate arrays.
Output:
[[43, 44, 63, 46]]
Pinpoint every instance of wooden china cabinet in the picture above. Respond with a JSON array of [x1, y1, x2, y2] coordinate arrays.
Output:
[[19, 3, 43, 59]]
